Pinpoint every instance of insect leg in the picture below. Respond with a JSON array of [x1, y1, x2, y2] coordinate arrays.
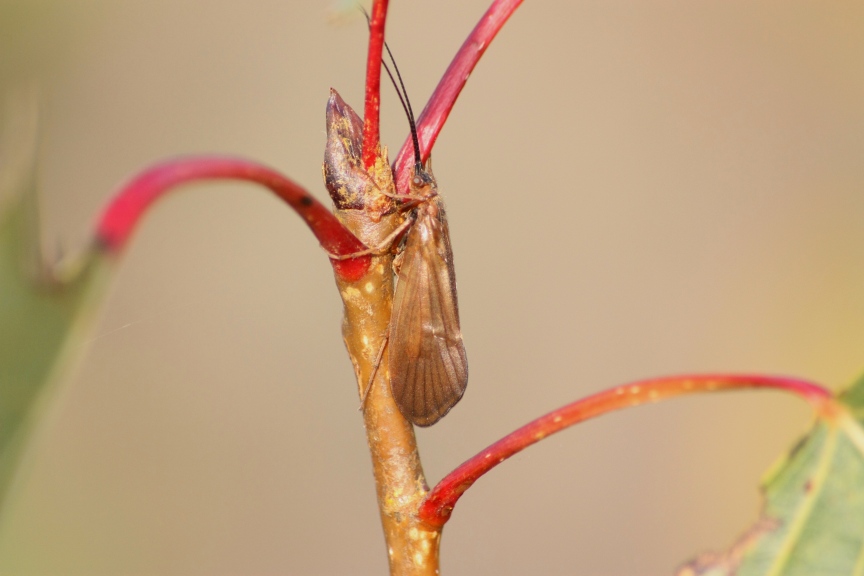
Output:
[[359, 332, 390, 410], [325, 215, 414, 261]]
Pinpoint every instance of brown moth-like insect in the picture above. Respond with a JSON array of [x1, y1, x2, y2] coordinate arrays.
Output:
[[382, 40, 468, 426], [324, 39, 467, 426], [388, 160, 468, 426]]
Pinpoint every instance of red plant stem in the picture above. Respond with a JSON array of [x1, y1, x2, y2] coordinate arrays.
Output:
[[362, 0, 389, 170], [393, 0, 523, 193], [95, 156, 370, 281], [419, 374, 833, 528]]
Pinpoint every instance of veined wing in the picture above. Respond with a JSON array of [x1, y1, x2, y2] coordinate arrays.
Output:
[[388, 200, 468, 427]]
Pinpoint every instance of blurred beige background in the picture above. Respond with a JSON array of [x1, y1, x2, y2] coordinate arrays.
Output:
[[0, 1, 862, 574]]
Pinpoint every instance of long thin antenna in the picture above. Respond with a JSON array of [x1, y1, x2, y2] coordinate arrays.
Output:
[[360, 7, 423, 173], [381, 62, 417, 164], [382, 44, 422, 172]]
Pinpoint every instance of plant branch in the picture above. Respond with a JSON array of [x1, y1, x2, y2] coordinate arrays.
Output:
[[362, 0, 389, 170], [419, 374, 833, 528], [392, 0, 523, 193], [327, 44, 440, 571], [95, 155, 371, 281], [333, 206, 439, 575]]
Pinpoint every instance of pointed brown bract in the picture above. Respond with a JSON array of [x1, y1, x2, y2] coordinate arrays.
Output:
[[323, 89, 393, 220]]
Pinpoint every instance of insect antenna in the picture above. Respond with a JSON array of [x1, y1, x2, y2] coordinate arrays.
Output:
[[381, 45, 423, 173], [360, 7, 423, 173]]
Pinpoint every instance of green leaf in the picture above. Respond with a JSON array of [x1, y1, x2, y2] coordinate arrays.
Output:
[[678, 376, 864, 575], [0, 164, 110, 514]]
